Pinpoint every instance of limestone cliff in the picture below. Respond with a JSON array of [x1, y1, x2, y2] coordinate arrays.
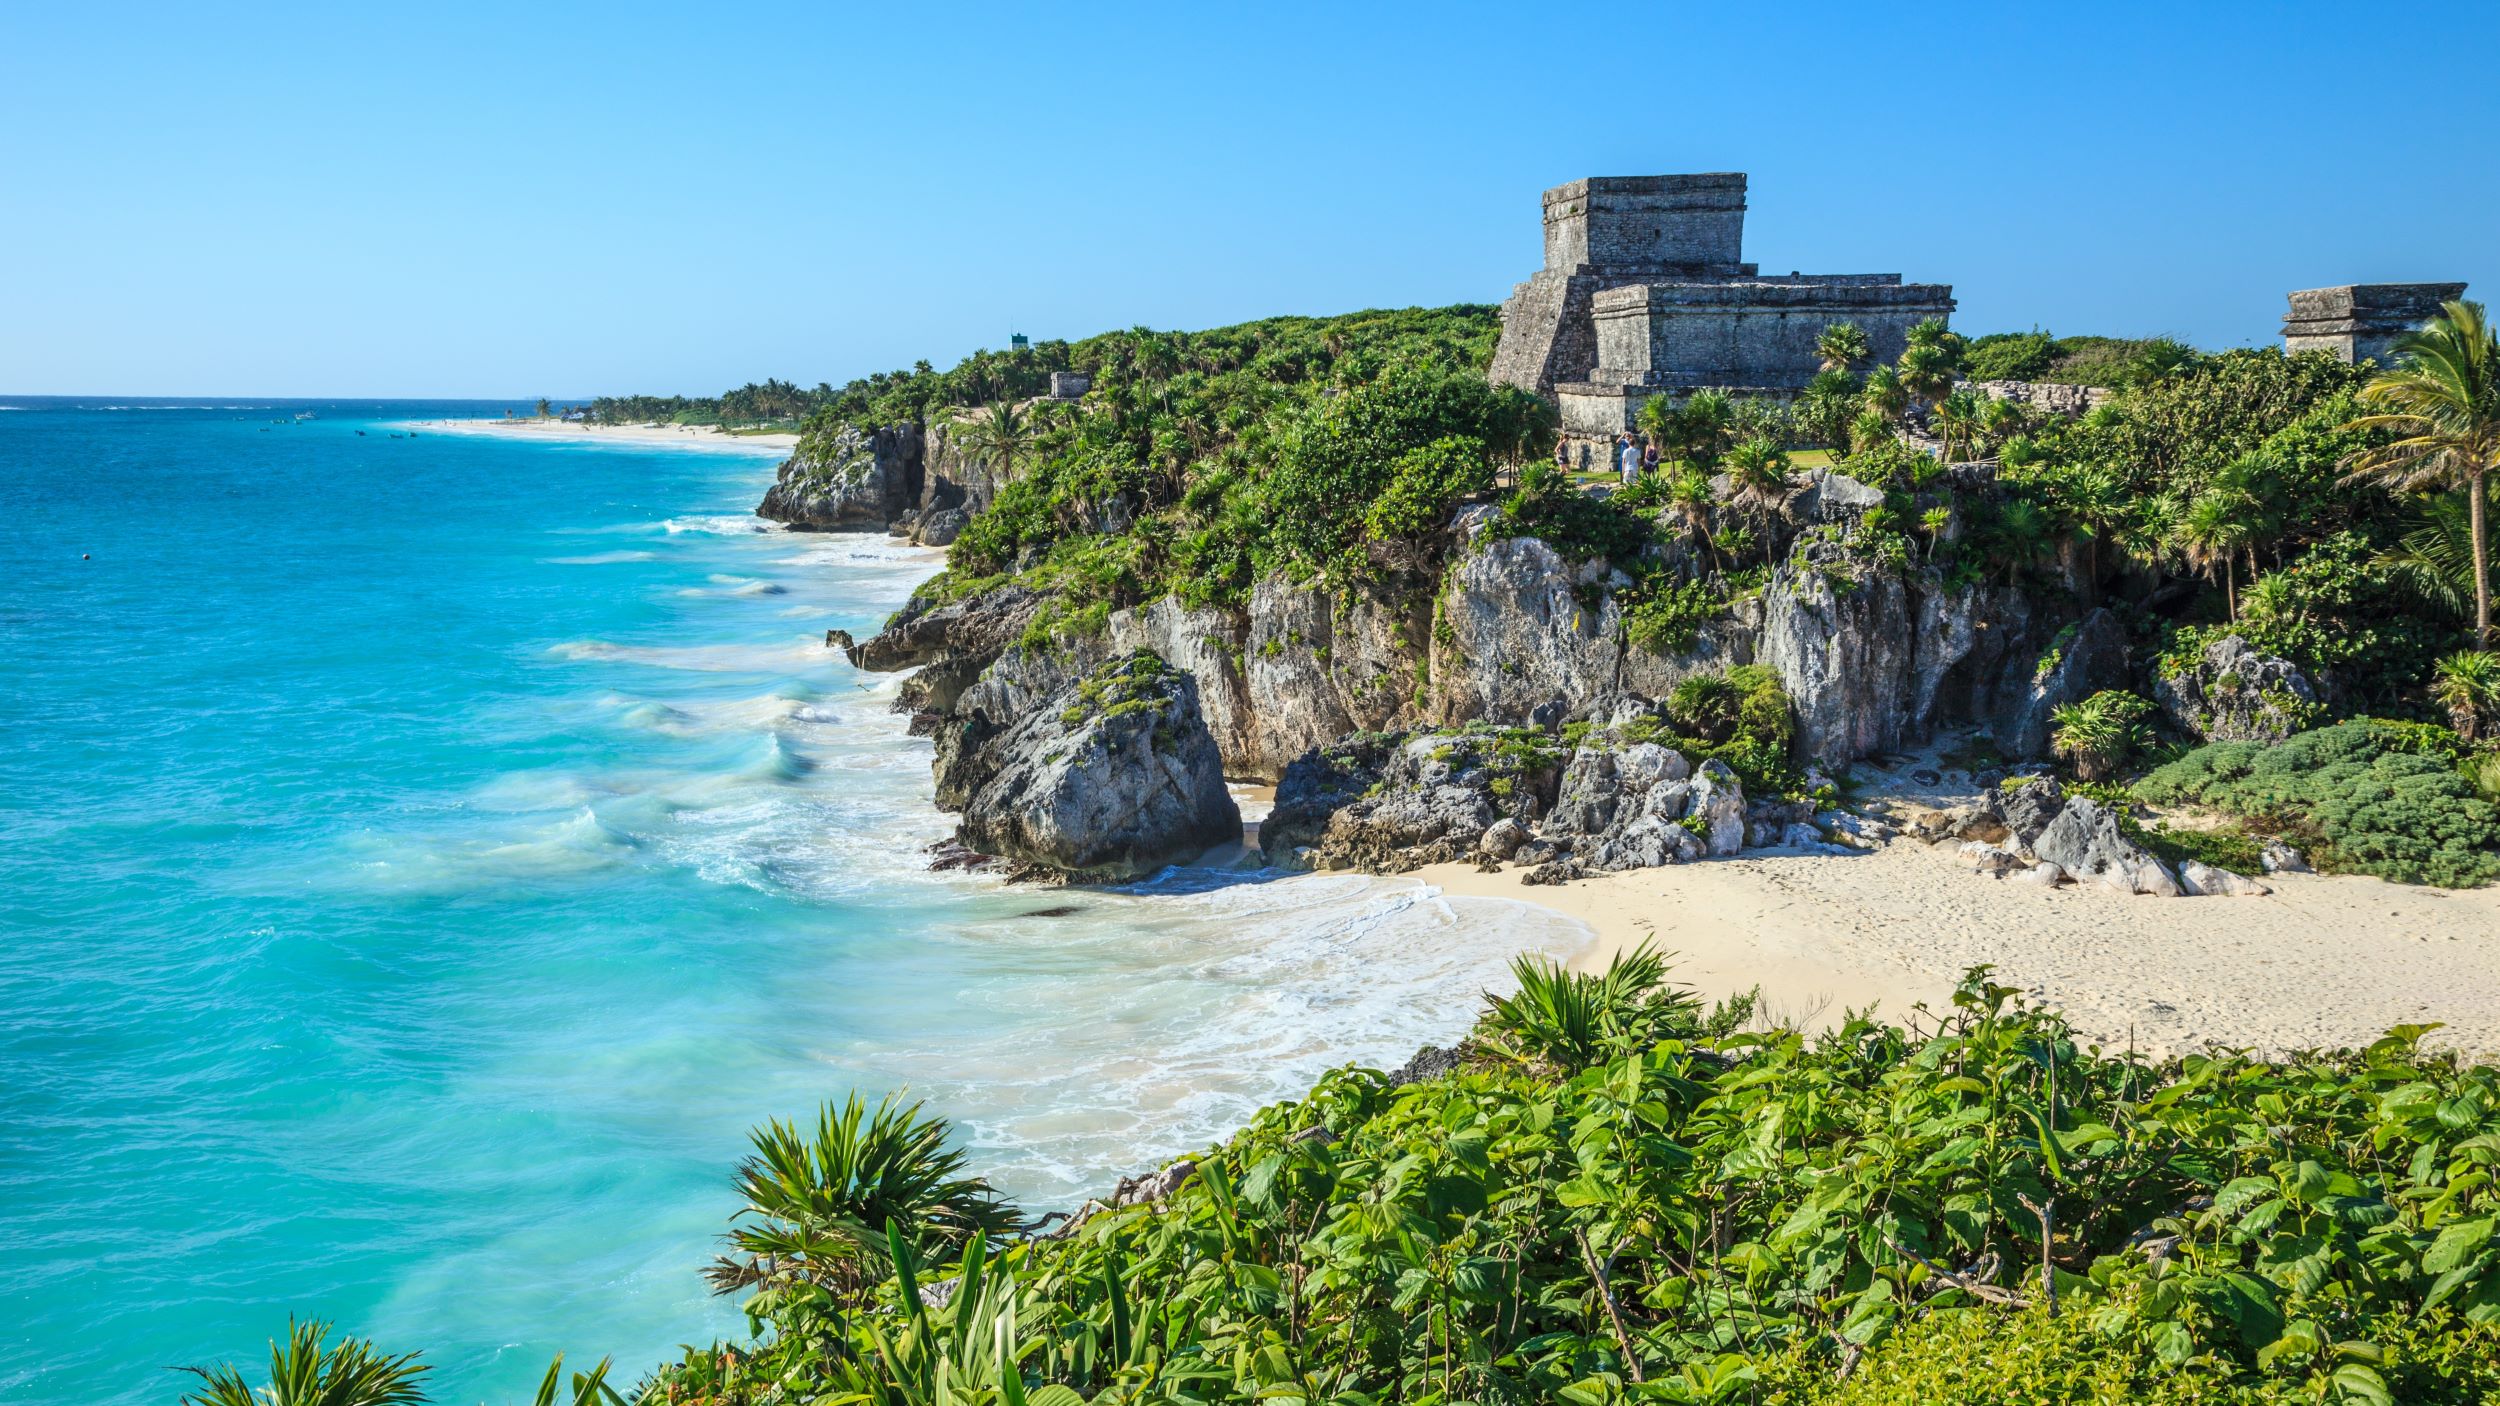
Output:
[[756, 418, 1011, 544], [849, 470, 2122, 875]]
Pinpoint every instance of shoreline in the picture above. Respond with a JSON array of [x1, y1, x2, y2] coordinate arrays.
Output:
[[407, 417, 800, 452], [1419, 838, 2500, 1062]]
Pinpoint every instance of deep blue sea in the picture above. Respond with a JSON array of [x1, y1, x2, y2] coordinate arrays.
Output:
[[0, 400, 1583, 1403]]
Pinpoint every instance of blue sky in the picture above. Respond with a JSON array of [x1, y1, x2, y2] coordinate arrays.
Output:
[[4, 1, 2495, 397]]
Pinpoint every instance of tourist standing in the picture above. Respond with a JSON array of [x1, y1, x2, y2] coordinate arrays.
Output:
[[1619, 434, 1641, 486]]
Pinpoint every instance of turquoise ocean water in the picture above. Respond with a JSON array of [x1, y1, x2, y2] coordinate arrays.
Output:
[[0, 401, 1584, 1403]]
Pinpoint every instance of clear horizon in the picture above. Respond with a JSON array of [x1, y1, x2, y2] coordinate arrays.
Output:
[[5, 0, 2495, 398]]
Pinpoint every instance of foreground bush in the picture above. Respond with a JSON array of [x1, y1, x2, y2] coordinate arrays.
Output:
[[191, 962, 2500, 1404], [2137, 719, 2500, 886]]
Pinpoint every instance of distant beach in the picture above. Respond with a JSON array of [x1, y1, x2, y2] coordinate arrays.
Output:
[[410, 417, 802, 452]]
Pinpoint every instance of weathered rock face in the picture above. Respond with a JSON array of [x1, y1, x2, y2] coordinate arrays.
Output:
[[953, 651, 1241, 880], [1431, 537, 1625, 726], [2030, 797, 2180, 896], [1245, 577, 1426, 778], [1754, 548, 2034, 766], [1993, 608, 2130, 759], [850, 585, 1045, 677], [2154, 635, 2319, 743], [758, 424, 924, 530]]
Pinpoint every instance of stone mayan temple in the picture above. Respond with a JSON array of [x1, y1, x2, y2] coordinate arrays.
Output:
[[1488, 173, 1955, 442], [2282, 283, 2468, 364]]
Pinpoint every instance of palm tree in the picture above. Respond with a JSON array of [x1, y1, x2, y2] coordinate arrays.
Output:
[[1665, 466, 1718, 568], [1932, 388, 1985, 462], [706, 1093, 1023, 1305], [2379, 489, 2488, 620], [1976, 396, 2025, 456], [951, 399, 1033, 484], [2431, 650, 2498, 742], [180, 1320, 428, 1406], [2174, 489, 2255, 620], [2056, 463, 2128, 600], [1815, 321, 1870, 375], [1723, 436, 1792, 562], [1861, 365, 1909, 426], [1677, 389, 1735, 467], [2341, 299, 2500, 646], [1898, 341, 1958, 416]]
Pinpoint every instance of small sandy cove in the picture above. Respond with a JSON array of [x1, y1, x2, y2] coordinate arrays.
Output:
[[409, 418, 800, 452], [1422, 838, 2500, 1062]]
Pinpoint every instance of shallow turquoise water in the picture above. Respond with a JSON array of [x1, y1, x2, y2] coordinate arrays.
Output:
[[0, 401, 1583, 1402]]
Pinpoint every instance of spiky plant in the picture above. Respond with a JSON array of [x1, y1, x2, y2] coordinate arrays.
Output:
[[178, 1320, 429, 1406], [2051, 690, 2154, 782], [1484, 943, 1695, 1071], [2432, 650, 2499, 742], [706, 1093, 1024, 1304]]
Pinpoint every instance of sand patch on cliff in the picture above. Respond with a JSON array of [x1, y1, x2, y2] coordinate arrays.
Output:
[[1418, 840, 2500, 1061]]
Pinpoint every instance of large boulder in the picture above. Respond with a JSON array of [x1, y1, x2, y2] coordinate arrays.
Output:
[[1993, 609, 2130, 758], [756, 423, 922, 530], [2030, 797, 2180, 896], [954, 651, 1241, 880], [1536, 737, 1742, 871], [2154, 635, 2319, 744]]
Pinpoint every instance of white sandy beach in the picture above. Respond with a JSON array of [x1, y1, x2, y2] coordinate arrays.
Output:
[[1421, 838, 2500, 1061], [409, 418, 800, 452]]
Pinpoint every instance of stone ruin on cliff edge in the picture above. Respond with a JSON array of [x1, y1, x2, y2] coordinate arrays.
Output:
[[1488, 173, 1955, 460], [2282, 282, 2469, 364]]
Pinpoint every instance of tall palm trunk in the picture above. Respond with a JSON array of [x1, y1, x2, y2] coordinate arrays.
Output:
[[2474, 468, 2491, 648]]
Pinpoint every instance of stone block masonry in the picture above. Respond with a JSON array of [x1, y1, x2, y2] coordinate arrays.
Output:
[[2283, 283, 2468, 364], [1489, 173, 1954, 442]]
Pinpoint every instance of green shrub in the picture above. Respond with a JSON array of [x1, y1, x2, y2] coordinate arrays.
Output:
[[1764, 1302, 2500, 1405], [1624, 579, 1725, 655], [2138, 719, 2500, 886], [2050, 690, 2155, 782]]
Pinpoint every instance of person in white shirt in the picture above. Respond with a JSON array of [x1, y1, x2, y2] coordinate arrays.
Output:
[[1619, 435, 1642, 485]]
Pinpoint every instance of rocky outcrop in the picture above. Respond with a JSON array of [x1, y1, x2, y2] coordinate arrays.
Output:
[[758, 424, 923, 530], [753, 416, 1016, 544], [953, 651, 1241, 880], [2154, 635, 2319, 743], [1754, 546, 2034, 766], [1261, 720, 1756, 880], [1259, 728, 1554, 873], [1993, 609, 2130, 758], [2030, 797, 2180, 896], [1431, 538, 1626, 725]]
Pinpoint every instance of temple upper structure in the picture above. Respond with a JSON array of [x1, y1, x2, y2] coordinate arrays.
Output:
[[2282, 283, 2468, 364], [1487, 174, 1956, 438]]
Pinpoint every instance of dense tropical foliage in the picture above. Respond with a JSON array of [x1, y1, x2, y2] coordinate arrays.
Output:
[[190, 960, 2500, 1404]]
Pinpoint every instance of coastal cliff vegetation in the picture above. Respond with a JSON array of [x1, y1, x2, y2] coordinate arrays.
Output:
[[779, 298, 2500, 889], [188, 961, 2500, 1405]]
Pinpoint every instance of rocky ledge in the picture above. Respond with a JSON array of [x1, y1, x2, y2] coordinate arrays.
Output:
[[1257, 704, 1819, 882], [952, 650, 1240, 882]]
